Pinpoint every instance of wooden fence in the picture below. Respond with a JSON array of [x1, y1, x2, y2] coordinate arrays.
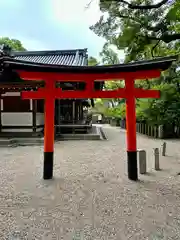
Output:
[[107, 117, 180, 139], [136, 122, 180, 139], [136, 122, 159, 138]]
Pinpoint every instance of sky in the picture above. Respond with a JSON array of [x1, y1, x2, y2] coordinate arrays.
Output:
[[0, 0, 109, 59]]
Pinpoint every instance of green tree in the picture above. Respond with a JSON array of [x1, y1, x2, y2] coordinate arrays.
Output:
[[100, 43, 119, 64], [0, 37, 26, 51], [90, 0, 180, 62], [88, 56, 99, 65], [89, 0, 180, 131]]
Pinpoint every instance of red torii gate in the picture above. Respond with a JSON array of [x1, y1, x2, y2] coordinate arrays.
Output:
[[3, 56, 176, 181]]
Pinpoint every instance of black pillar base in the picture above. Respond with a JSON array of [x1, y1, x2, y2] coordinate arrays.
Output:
[[43, 152, 53, 180], [127, 151, 138, 181]]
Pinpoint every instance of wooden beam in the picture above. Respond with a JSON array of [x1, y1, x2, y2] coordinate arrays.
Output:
[[0, 95, 1, 132], [17, 69, 161, 81], [32, 100, 37, 132], [0, 82, 44, 90]]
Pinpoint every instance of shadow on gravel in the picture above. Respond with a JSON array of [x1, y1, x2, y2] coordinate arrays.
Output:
[[143, 171, 158, 176]]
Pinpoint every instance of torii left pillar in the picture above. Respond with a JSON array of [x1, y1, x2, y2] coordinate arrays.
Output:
[[21, 80, 56, 179], [43, 81, 55, 179]]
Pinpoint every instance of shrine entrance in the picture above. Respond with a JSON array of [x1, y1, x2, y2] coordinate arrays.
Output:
[[54, 98, 91, 134], [54, 81, 92, 135], [2, 55, 176, 181]]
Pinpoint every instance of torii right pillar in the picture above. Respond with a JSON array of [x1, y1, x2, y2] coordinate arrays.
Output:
[[124, 74, 160, 181], [125, 77, 140, 181], [126, 77, 138, 181]]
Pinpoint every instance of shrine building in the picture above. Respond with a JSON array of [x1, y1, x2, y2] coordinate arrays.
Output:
[[0, 47, 102, 136]]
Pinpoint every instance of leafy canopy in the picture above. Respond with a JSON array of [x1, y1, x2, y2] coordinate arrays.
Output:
[[90, 0, 180, 62], [0, 37, 26, 51], [89, 0, 180, 130]]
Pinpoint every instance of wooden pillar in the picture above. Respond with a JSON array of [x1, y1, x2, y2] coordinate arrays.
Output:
[[78, 104, 80, 121], [58, 99, 61, 125], [75, 101, 79, 122], [75, 101, 77, 122], [79, 103, 82, 120], [32, 99, 37, 132], [81, 104, 83, 120], [72, 100, 75, 123], [0, 95, 2, 132], [125, 78, 138, 181], [43, 81, 55, 180], [56, 99, 61, 134], [79, 104, 82, 120]]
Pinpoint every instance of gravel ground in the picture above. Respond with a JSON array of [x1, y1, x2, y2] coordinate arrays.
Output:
[[1, 125, 180, 239]]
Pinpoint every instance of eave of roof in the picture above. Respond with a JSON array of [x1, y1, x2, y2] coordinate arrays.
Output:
[[2, 55, 178, 74]]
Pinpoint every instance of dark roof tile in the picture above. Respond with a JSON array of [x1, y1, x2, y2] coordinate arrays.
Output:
[[13, 49, 88, 66]]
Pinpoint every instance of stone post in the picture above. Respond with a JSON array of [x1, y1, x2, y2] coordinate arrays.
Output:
[[154, 148, 160, 170], [158, 125, 164, 139], [138, 149, 147, 174], [162, 142, 166, 156]]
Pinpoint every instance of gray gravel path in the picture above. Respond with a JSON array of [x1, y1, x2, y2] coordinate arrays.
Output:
[[1, 125, 180, 239]]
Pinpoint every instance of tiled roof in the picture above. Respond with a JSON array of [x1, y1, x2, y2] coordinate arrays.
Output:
[[12, 49, 88, 66]]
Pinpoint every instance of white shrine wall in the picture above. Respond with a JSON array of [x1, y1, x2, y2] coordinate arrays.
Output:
[[1, 92, 44, 132]]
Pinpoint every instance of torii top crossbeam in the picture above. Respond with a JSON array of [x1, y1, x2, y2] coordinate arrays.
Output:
[[1, 55, 177, 76], [0, 55, 177, 181], [1, 55, 177, 98]]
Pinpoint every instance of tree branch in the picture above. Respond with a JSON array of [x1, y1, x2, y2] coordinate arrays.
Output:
[[149, 33, 180, 43], [151, 39, 161, 57], [85, 0, 94, 9], [100, 0, 169, 9], [116, 13, 166, 32]]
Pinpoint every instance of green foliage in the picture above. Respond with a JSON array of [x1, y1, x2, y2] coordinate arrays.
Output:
[[89, 0, 180, 130], [136, 83, 180, 125], [100, 43, 119, 64], [103, 103, 126, 118], [88, 56, 98, 66], [113, 103, 126, 118], [0, 37, 26, 51], [90, 0, 180, 61]]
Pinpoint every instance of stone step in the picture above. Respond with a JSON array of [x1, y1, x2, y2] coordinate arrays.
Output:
[[0, 138, 17, 148], [0, 137, 44, 147], [14, 138, 44, 146], [0, 126, 107, 146], [59, 134, 101, 140]]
